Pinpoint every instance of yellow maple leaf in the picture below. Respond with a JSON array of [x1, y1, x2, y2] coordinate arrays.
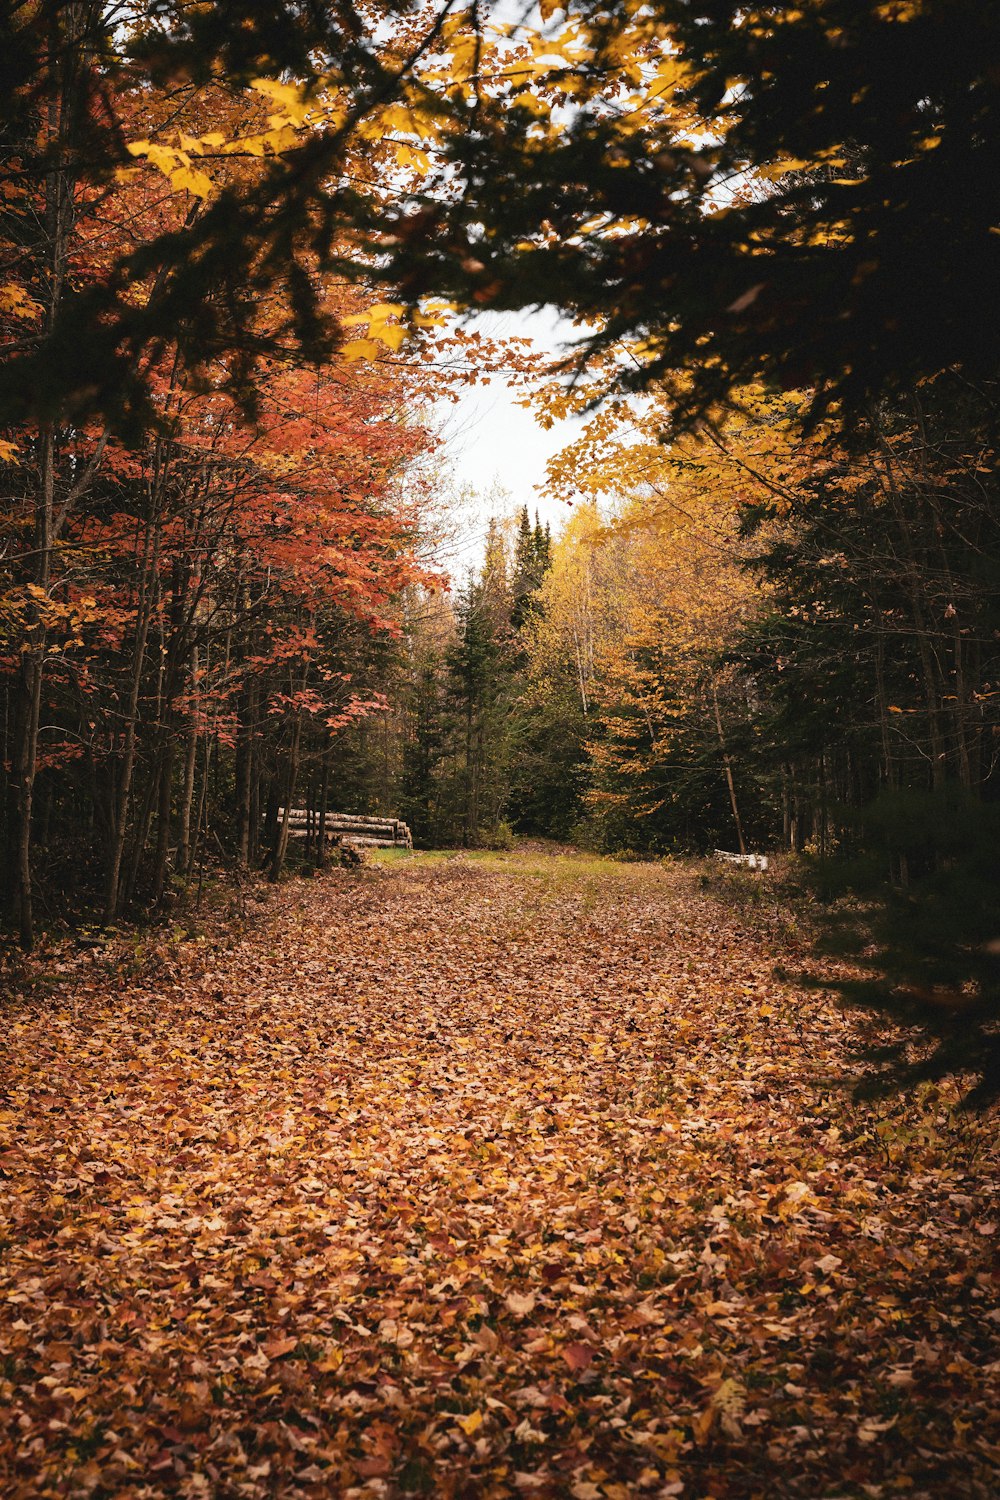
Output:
[[341, 339, 381, 363], [145, 143, 183, 174], [226, 134, 267, 158], [0, 284, 40, 320], [250, 77, 312, 126], [759, 157, 813, 180], [394, 144, 432, 173], [371, 322, 407, 353], [170, 165, 214, 200]]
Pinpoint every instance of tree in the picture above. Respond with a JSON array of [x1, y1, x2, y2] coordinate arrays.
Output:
[[384, 0, 1000, 432], [10, 4, 998, 442], [510, 507, 551, 633], [0, 161, 442, 937], [522, 370, 1000, 1096], [446, 520, 517, 845]]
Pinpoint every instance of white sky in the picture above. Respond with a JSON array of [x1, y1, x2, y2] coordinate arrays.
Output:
[[431, 308, 592, 571]]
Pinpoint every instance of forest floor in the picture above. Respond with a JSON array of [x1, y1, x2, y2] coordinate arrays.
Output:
[[1, 849, 998, 1500]]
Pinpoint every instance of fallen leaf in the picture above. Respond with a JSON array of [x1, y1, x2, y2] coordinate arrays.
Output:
[[561, 1341, 594, 1373], [506, 1292, 537, 1317], [457, 1409, 484, 1437]]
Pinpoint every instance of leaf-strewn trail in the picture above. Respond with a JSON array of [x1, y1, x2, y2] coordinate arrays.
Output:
[[1, 852, 998, 1500]]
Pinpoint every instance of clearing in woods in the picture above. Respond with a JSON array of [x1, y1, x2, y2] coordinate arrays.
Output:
[[1, 850, 998, 1499]]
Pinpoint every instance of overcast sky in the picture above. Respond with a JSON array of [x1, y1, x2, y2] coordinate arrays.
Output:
[[431, 308, 592, 570]]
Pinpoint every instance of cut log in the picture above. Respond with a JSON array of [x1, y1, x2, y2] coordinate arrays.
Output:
[[714, 849, 769, 871], [273, 809, 412, 849]]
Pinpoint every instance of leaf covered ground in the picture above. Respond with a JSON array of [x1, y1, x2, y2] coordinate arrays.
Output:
[[1, 851, 998, 1499]]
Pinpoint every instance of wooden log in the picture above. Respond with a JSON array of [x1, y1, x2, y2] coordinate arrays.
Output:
[[285, 819, 396, 835], [330, 821, 396, 832], [713, 849, 769, 871], [278, 808, 396, 824], [280, 816, 395, 833], [285, 828, 406, 848], [325, 815, 397, 829], [273, 809, 413, 849]]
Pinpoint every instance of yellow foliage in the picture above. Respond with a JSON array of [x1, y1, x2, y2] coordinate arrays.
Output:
[[169, 165, 213, 200], [0, 283, 42, 321], [249, 78, 315, 127], [341, 339, 381, 363], [341, 303, 411, 358], [523, 382, 825, 828]]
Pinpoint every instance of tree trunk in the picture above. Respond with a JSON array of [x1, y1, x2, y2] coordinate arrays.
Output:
[[269, 710, 303, 881], [711, 676, 746, 856], [103, 522, 158, 922], [151, 731, 174, 904], [235, 678, 255, 867], [869, 408, 949, 787], [177, 692, 199, 881], [317, 747, 330, 870], [188, 734, 213, 879]]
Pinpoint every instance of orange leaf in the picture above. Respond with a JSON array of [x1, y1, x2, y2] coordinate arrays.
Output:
[[562, 1341, 594, 1372], [263, 1336, 298, 1359]]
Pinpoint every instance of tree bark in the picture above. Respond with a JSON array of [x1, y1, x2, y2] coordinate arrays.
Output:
[[177, 646, 199, 879], [103, 516, 159, 922], [711, 676, 746, 856], [269, 710, 303, 881]]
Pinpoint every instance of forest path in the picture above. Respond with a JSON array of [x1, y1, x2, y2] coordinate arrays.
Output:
[[2, 851, 998, 1499]]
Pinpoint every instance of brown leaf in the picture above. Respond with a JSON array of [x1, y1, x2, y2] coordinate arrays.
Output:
[[561, 1341, 594, 1373], [263, 1336, 298, 1359]]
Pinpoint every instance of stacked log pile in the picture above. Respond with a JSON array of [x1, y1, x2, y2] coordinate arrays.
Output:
[[277, 810, 413, 850], [714, 849, 769, 871]]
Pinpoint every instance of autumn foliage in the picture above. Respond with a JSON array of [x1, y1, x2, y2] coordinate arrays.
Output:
[[1, 854, 998, 1498], [0, 25, 463, 942], [1, 7, 999, 1498]]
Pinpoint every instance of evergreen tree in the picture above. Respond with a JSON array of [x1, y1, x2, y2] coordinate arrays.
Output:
[[446, 522, 517, 845], [401, 656, 456, 847], [511, 508, 550, 633]]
